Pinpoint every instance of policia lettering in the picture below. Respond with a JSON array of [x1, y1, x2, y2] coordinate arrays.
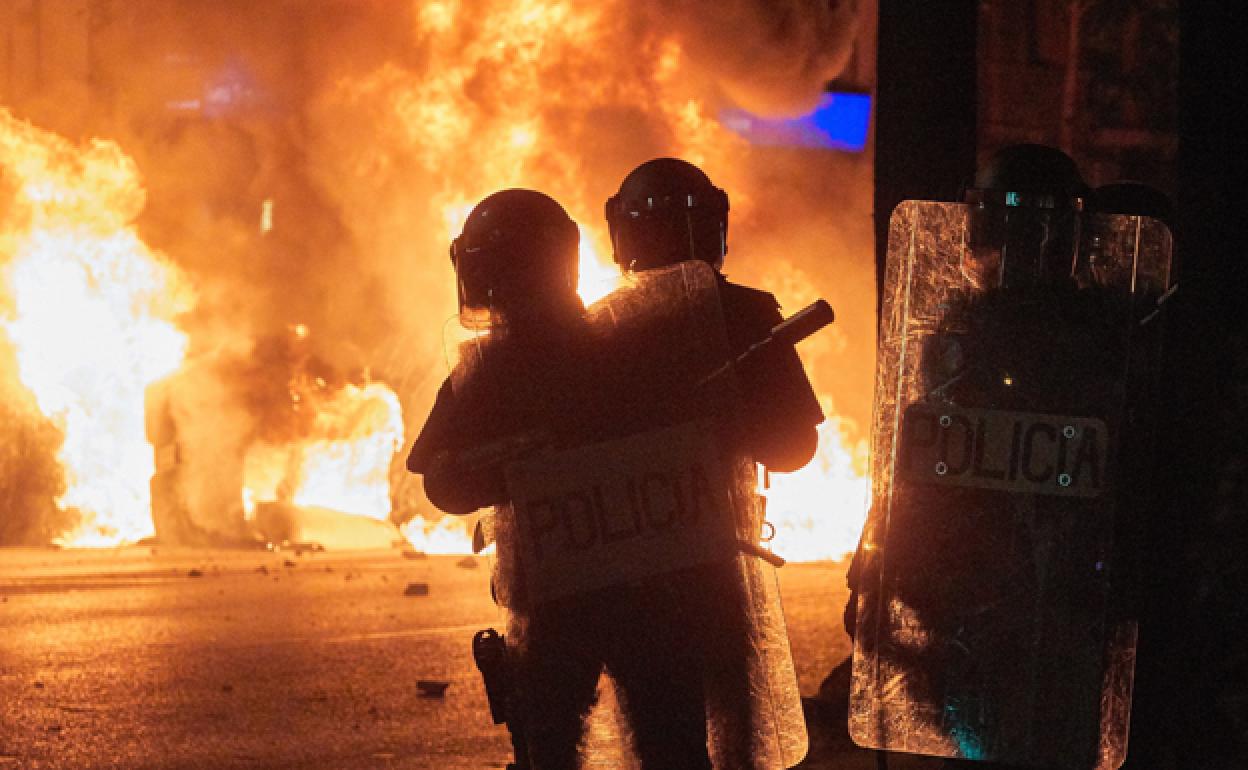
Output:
[[899, 406, 1108, 498], [521, 461, 719, 562], [503, 419, 740, 605]]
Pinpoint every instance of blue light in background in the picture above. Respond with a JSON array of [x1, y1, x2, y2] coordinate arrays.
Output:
[[719, 92, 872, 152]]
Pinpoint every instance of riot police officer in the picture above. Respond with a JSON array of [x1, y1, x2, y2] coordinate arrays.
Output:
[[846, 145, 1173, 769], [602, 158, 824, 768], [407, 188, 592, 769], [605, 157, 823, 468], [845, 144, 1092, 640]]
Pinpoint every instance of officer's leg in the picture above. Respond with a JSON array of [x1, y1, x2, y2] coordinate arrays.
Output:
[[518, 613, 602, 770], [698, 607, 755, 768], [609, 640, 711, 770], [606, 584, 713, 770]]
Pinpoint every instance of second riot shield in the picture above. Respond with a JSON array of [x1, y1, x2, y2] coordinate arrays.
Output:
[[849, 200, 1172, 769]]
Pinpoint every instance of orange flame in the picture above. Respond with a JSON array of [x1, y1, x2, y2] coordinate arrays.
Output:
[[0, 109, 192, 546], [763, 411, 870, 562], [242, 382, 404, 522], [401, 515, 483, 555]]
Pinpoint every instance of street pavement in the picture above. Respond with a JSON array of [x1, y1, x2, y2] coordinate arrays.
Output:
[[0, 546, 935, 769]]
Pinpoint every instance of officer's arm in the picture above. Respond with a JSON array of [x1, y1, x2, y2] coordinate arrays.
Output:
[[407, 380, 509, 515], [720, 283, 824, 472], [754, 420, 819, 472], [739, 342, 823, 472], [418, 450, 508, 516]]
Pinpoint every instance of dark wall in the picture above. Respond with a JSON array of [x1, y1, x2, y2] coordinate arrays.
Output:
[[873, 0, 978, 303], [1141, 1, 1248, 766]]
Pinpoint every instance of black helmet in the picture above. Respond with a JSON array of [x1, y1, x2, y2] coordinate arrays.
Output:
[[605, 157, 730, 272], [449, 189, 580, 328], [964, 144, 1088, 288], [966, 143, 1088, 209]]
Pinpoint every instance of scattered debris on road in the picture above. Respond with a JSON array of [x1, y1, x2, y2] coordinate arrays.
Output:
[[416, 680, 449, 697]]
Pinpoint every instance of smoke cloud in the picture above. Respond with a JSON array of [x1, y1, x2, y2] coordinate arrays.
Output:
[[655, 0, 859, 117]]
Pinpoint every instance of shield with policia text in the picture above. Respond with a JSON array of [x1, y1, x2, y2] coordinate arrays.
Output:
[[452, 260, 808, 768], [849, 200, 1172, 768]]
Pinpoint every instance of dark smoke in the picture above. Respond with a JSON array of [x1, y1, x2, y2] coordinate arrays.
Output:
[[654, 0, 859, 117]]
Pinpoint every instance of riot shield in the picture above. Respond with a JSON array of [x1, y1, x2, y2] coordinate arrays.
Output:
[[449, 260, 807, 768], [849, 201, 1172, 768]]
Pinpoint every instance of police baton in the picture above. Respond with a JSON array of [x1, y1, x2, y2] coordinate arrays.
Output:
[[771, 299, 836, 347], [696, 298, 835, 389]]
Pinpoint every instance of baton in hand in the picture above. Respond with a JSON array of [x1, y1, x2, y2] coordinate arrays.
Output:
[[696, 298, 835, 389]]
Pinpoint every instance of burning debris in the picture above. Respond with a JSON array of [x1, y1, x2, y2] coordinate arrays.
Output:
[[416, 680, 451, 698], [145, 323, 407, 549]]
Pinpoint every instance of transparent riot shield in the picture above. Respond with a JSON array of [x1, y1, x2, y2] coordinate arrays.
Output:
[[849, 201, 1172, 769], [450, 260, 807, 768]]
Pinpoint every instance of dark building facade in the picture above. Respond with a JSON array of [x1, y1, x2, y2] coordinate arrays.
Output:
[[978, 0, 1179, 192]]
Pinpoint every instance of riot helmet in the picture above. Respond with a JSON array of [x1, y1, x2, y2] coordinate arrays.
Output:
[[605, 157, 730, 272], [449, 189, 581, 328], [963, 144, 1088, 289]]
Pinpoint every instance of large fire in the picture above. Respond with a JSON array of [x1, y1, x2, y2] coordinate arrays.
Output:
[[0, 108, 192, 546], [1, 0, 870, 560]]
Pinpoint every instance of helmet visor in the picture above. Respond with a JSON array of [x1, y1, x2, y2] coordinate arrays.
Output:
[[611, 204, 724, 271], [454, 244, 579, 329], [965, 198, 1082, 289], [454, 246, 504, 329]]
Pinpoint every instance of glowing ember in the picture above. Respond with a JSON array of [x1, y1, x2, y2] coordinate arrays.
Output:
[[0, 109, 192, 546], [243, 382, 404, 522]]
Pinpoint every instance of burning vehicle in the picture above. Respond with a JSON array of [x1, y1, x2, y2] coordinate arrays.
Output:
[[145, 325, 407, 549]]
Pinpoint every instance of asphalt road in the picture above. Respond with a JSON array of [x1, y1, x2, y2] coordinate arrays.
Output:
[[0, 546, 932, 770]]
